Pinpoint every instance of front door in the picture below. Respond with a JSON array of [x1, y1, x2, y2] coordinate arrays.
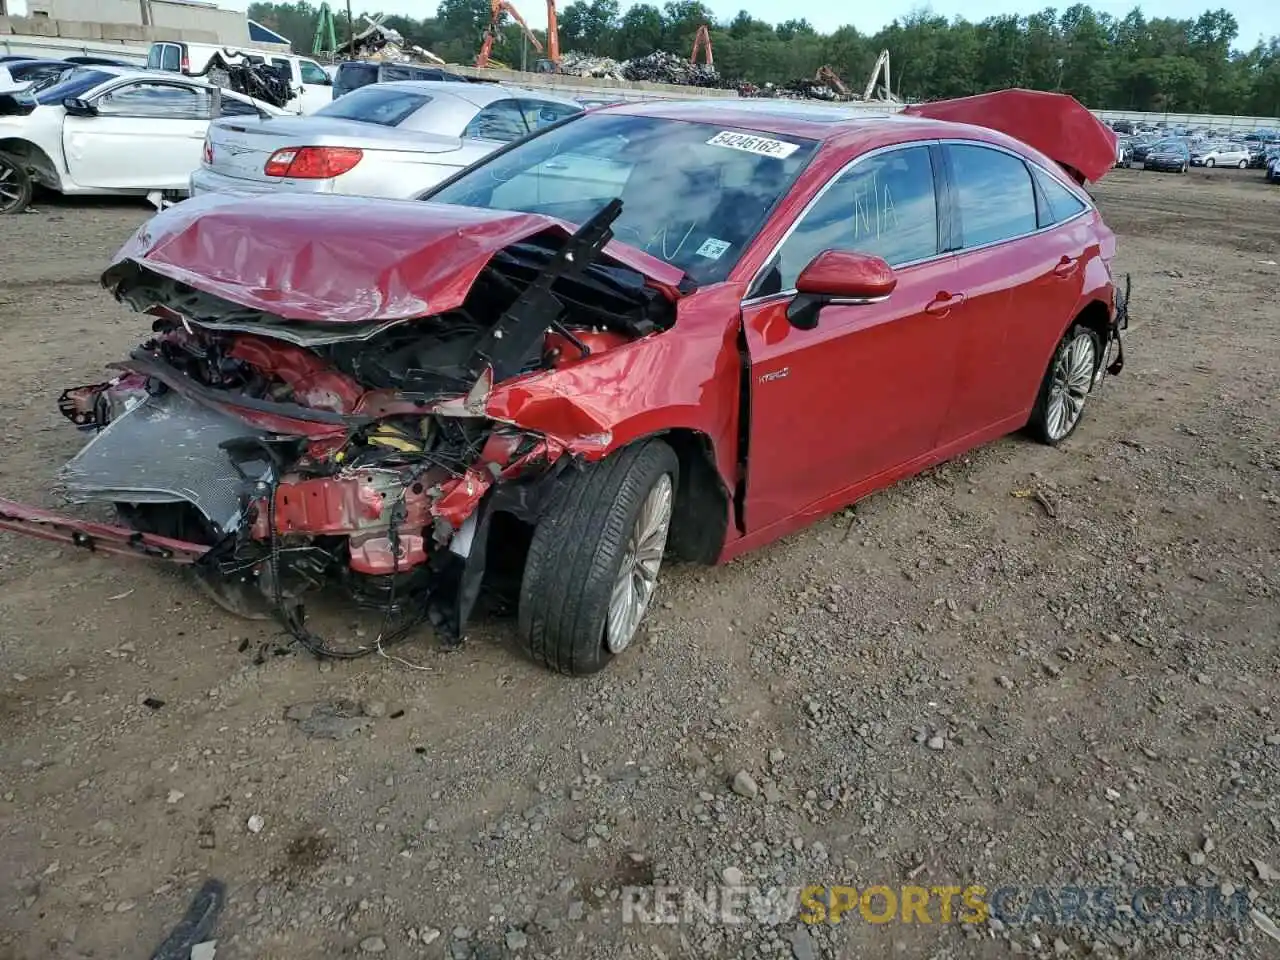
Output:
[[63, 79, 212, 191], [743, 143, 964, 532]]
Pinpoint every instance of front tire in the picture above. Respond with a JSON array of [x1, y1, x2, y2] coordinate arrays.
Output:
[[1205, 158, 1215, 168], [518, 440, 678, 676], [1028, 324, 1101, 446], [0, 152, 32, 215], [1237, 159, 1248, 169]]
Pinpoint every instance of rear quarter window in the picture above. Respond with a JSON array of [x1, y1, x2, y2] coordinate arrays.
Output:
[[315, 85, 430, 126]]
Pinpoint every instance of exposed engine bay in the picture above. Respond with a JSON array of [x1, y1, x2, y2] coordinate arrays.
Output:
[[40, 200, 678, 657]]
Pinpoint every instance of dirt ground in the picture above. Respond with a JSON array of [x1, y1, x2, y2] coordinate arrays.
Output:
[[1, 167, 1278, 960]]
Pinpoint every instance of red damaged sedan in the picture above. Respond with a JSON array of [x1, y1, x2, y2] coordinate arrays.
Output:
[[0, 89, 1128, 675]]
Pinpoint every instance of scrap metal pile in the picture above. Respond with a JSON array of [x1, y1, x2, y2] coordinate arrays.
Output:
[[337, 16, 446, 65], [557, 49, 727, 87]]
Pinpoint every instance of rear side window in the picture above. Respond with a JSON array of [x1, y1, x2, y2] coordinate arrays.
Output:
[[520, 98, 581, 130], [464, 99, 530, 142], [763, 144, 939, 293], [314, 85, 429, 126], [947, 144, 1037, 247], [218, 94, 261, 118], [1032, 167, 1087, 227], [334, 62, 377, 96]]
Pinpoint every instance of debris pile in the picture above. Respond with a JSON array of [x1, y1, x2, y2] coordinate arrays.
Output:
[[337, 16, 445, 64], [621, 51, 724, 87], [558, 51, 625, 80]]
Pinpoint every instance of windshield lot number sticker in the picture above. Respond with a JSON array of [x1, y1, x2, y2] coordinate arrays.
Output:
[[706, 131, 800, 159], [696, 238, 732, 260]]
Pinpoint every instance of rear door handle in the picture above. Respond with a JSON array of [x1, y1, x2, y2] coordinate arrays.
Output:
[[925, 291, 965, 316], [1053, 255, 1081, 277]]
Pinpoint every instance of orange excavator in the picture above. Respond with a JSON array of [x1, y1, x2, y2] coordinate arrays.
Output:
[[475, 0, 543, 68], [690, 24, 713, 66], [814, 65, 849, 96]]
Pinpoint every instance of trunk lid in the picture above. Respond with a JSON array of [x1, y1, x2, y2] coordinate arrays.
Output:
[[904, 89, 1118, 184], [102, 193, 685, 324], [204, 115, 462, 184]]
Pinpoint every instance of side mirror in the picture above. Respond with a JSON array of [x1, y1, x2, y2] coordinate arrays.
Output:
[[787, 249, 897, 329], [63, 97, 97, 117]]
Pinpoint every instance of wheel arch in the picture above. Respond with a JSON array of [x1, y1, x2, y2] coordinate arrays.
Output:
[[0, 137, 60, 190], [1069, 298, 1112, 362]]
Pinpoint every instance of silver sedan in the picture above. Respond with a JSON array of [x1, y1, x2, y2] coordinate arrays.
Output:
[[190, 81, 582, 200]]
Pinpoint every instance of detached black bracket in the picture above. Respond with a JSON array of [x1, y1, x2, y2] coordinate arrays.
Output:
[[1107, 273, 1130, 377], [466, 198, 624, 383]]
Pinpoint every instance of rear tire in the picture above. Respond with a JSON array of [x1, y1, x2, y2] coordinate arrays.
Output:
[[1028, 324, 1102, 446], [0, 152, 32, 215], [518, 440, 678, 676]]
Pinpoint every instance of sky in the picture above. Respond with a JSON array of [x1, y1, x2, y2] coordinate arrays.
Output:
[[7, 0, 1274, 51]]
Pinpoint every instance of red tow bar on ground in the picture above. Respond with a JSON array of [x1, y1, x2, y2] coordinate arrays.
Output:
[[0, 498, 210, 565]]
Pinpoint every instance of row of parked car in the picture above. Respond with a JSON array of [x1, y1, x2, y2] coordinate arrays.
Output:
[[0, 52, 603, 215], [1115, 131, 1280, 177]]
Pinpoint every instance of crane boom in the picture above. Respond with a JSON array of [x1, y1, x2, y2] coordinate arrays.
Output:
[[863, 49, 891, 101], [475, 0, 543, 68], [690, 24, 713, 66]]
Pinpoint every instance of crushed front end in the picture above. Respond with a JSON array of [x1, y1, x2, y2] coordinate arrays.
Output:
[[0, 199, 680, 657]]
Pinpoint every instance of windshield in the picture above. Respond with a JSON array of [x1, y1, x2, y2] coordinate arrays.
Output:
[[427, 112, 819, 285], [32, 69, 112, 105], [314, 85, 429, 126]]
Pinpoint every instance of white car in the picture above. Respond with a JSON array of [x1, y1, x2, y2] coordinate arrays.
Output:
[[190, 81, 581, 201], [0, 67, 285, 215], [1189, 142, 1251, 168]]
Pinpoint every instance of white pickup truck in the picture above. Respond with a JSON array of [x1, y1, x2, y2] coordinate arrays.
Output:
[[146, 41, 333, 114]]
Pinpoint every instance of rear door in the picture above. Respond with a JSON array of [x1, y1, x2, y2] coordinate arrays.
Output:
[[63, 78, 213, 190], [936, 142, 1093, 444]]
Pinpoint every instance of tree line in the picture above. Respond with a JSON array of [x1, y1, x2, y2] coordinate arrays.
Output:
[[248, 0, 1280, 117]]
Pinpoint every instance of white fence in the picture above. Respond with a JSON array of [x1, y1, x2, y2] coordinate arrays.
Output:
[[1094, 109, 1279, 133]]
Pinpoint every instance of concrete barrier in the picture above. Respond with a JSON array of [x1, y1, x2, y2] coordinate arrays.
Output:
[[55, 19, 103, 40], [8, 15, 58, 37]]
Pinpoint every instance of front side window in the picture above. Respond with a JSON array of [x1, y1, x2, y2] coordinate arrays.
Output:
[[464, 99, 530, 142], [314, 86, 430, 126], [93, 81, 213, 120], [429, 113, 818, 285], [757, 145, 939, 296], [300, 61, 328, 84], [380, 65, 415, 82], [947, 143, 1037, 248], [162, 45, 180, 72], [1032, 166, 1087, 227]]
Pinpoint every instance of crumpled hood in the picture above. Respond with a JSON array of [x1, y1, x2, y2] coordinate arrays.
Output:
[[103, 192, 684, 324]]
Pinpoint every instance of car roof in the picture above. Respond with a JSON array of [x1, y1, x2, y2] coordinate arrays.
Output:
[[600, 98, 937, 141], [371, 80, 580, 109]]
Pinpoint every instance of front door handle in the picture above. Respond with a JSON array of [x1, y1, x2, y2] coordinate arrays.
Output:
[[925, 291, 965, 316], [1053, 255, 1081, 277]]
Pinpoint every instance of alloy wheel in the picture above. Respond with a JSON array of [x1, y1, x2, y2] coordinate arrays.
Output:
[[0, 156, 26, 214], [1206, 158, 1215, 167], [605, 473, 673, 653], [1045, 334, 1097, 441]]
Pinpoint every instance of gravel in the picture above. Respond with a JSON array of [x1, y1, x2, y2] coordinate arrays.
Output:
[[0, 172, 1278, 959]]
